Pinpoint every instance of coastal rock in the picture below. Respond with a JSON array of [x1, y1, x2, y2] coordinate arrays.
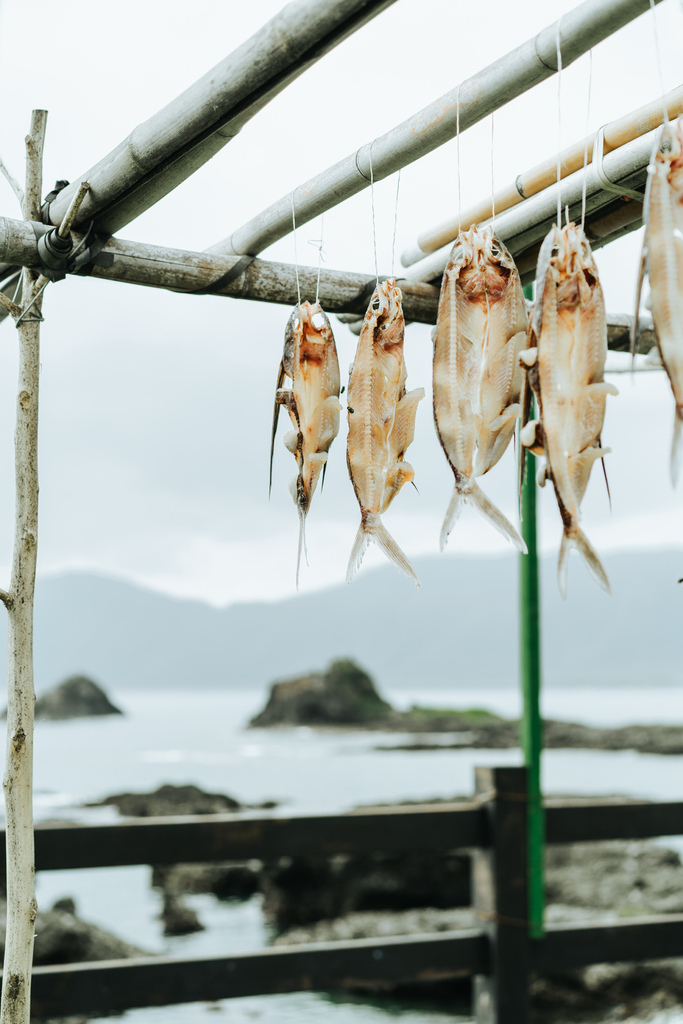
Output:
[[250, 659, 392, 727], [0, 896, 145, 965], [160, 893, 205, 936], [33, 675, 123, 721], [86, 783, 242, 817], [153, 861, 262, 900]]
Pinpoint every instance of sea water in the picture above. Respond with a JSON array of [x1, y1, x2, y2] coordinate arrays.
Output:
[[8, 685, 683, 1024]]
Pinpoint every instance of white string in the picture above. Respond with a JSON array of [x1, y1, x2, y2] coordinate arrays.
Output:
[[291, 191, 301, 306], [649, 0, 670, 124], [490, 112, 496, 227], [581, 49, 593, 230], [369, 144, 379, 287], [391, 170, 401, 278], [316, 212, 324, 305], [456, 83, 462, 235], [556, 18, 563, 228]]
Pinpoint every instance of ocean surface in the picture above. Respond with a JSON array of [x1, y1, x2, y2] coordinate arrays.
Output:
[[6, 685, 683, 1024]]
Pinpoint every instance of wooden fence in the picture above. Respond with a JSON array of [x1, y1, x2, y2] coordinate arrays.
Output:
[[6, 765, 683, 1023]]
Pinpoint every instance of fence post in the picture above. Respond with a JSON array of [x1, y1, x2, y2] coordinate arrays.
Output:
[[472, 765, 530, 1024]]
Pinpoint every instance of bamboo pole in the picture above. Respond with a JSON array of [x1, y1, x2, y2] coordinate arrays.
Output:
[[402, 125, 655, 285], [0, 213, 657, 351], [207, 0, 664, 260], [1, 111, 47, 1024], [401, 85, 683, 267], [44, 0, 396, 236]]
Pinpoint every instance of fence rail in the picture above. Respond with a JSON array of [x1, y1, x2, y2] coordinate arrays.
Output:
[[7, 767, 683, 1023]]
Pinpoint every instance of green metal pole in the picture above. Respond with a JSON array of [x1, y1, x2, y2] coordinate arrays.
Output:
[[519, 284, 545, 939]]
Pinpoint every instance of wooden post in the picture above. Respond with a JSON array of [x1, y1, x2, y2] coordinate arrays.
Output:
[[473, 766, 530, 1024], [1, 109, 47, 1024]]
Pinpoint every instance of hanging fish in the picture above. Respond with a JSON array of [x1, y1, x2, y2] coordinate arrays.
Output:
[[633, 116, 683, 485], [432, 225, 527, 552], [270, 301, 341, 585], [346, 278, 424, 586], [520, 223, 618, 598]]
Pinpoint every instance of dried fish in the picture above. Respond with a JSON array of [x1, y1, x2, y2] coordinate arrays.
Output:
[[521, 223, 617, 597], [346, 279, 424, 585], [271, 302, 341, 585], [432, 225, 527, 552], [633, 116, 683, 485]]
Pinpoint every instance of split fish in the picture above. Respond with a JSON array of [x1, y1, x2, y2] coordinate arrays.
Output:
[[270, 301, 341, 585], [346, 278, 424, 586], [432, 225, 527, 552], [520, 223, 617, 598], [633, 116, 683, 486]]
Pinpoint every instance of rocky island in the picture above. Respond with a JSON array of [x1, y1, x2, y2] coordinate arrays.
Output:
[[250, 659, 683, 756]]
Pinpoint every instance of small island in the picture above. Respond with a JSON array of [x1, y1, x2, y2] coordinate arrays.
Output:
[[34, 675, 123, 721], [250, 659, 683, 756]]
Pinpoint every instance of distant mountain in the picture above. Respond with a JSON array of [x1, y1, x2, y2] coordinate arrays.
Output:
[[3, 549, 680, 694]]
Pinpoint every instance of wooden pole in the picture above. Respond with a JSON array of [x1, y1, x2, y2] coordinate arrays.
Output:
[[401, 85, 683, 267], [473, 766, 530, 1023], [207, 0, 665, 259], [1, 110, 47, 1024], [402, 125, 655, 285], [44, 0, 397, 237]]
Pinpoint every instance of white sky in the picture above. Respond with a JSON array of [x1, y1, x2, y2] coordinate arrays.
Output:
[[0, 0, 680, 607]]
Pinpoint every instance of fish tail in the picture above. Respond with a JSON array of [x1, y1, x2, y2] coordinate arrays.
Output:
[[295, 510, 308, 590], [346, 514, 420, 587], [469, 480, 527, 554], [558, 528, 611, 600], [670, 407, 683, 488], [439, 486, 465, 552]]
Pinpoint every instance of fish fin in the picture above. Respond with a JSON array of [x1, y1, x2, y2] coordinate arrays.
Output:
[[671, 408, 683, 487], [558, 528, 611, 600], [371, 516, 421, 587], [347, 515, 420, 587], [269, 362, 286, 498], [439, 486, 465, 552], [631, 236, 647, 365], [469, 480, 527, 554]]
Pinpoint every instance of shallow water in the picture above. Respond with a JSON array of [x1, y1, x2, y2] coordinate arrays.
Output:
[[15, 685, 683, 1024]]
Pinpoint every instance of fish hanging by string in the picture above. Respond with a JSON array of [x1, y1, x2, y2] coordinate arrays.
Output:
[[632, 116, 683, 485], [346, 278, 424, 586], [432, 225, 527, 552], [520, 222, 618, 598], [270, 301, 341, 586]]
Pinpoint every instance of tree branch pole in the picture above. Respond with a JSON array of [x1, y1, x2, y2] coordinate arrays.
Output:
[[1, 108, 48, 1024]]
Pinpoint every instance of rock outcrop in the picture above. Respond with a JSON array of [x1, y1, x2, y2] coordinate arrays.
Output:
[[86, 783, 242, 817], [33, 675, 123, 721], [250, 659, 392, 727]]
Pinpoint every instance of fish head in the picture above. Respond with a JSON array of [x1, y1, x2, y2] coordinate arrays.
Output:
[[457, 224, 517, 303], [553, 223, 599, 311], [283, 304, 307, 375], [298, 301, 334, 346], [368, 278, 405, 348], [662, 117, 683, 192]]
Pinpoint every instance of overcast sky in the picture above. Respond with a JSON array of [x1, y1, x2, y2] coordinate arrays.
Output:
[[0, 0, 680, 607]]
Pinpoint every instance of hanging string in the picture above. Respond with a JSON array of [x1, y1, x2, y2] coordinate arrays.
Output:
[[556, 18, 563, 228], [369, 143, 379, 287], [581, 49, 593, 230], [490, 112, 496, 227], [649, 0, 670, 124], [307, 213, 325, 305], [291, 191, 301, 306], [456, 83, 462, 236], [390, 170, 401, 279]]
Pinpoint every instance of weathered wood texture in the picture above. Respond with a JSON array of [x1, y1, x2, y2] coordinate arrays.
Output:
[[533, 915, 683, 972], [29, 931, 487, 1018], [473, 767, 530, 1024], [1, 110, 47, 1024], [44, 0, 397, 236], [545, 799, 683, 844], [7, 803, 484, 872], [208, 0, 663, 257], [0, 217, 658, 352]]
